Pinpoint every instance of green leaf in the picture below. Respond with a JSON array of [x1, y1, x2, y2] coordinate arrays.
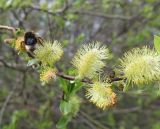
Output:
[[60, 95, 81, 116], [74, 0, 85, 7], [68, 95, 81, 116], [152, 122, 160, 129], [123, 81, 130, 92], [154, 35, 160, 53], [27, 59, 39, 66], [12, 0, 21, 8], [68, 81, 75, 93], [60, 100, 72, 115], [0, 0, 8, 9], [56, 115, 71, 129], [40, 2, 48, 10], [76, 33, 85, 44], [66, 14, 78, 21], [2, 110, 28, 129], [58, 78, 68, 94]]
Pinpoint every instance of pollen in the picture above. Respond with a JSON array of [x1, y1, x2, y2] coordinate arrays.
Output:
[[15, 37, 26, 52], [72, 42, 110, 79], [86, 82, 117, 109]]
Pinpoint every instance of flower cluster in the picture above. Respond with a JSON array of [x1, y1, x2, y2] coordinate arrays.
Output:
[[14, 33, 160, 110], [15, 37, 26, 52], [86, 82, 117, 109], [34, 40, 63, 83], [40, 67, 56, 83], [72, 42, 109, 79], [120, 47, 160, 85], [35, 40, 63, 66], [72, 42, 116, 109]]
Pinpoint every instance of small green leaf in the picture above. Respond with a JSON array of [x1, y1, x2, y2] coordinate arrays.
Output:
[[123, 81, 130, 92], [58, 78, 68, 93], [56, 115, 71, 129], [154, 35, 160, 53], [60, 95, 81, 116], [27, 59, 39, 66], [40, 2, 48, 10], [60, 100, 72, 115], [68, 81, 75, 93], [2, 110, 28, 129], [76, 33, 85, 44]]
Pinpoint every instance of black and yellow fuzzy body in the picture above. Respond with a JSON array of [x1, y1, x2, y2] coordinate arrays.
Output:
[[24, 31, 43, 58]]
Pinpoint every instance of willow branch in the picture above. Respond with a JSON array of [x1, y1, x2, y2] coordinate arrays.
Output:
[[71, 10, 132, 20], [0, 88, 16, 125], [29, 0, 70, 16], [29, 4, 131, 20], [56, 72, 93, 84], [0, 25, 124, 83], [56, 72, 124, 84], [0, 59, 123, 83], [0, 25, 17, 33], [80, 111, 110, 129], [0, 58, 26, 72]]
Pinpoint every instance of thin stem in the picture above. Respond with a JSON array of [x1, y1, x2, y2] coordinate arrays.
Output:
[[0, 25, 17, 32], [0, 57, 25, 72], [29, 0, 70, 16], [80, 111, 110, 129], [0, 88, 16, 126], [56, 72, 93, 84], [56, 72, 124, 84], [71, 10, 132, 20]]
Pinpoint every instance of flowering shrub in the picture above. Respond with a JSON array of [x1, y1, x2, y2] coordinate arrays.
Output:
[[4, 30, 160, 129]]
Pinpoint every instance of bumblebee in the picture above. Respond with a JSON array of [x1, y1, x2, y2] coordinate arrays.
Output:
[[24, 31, 43, 58], [4, 31, 43, 58]]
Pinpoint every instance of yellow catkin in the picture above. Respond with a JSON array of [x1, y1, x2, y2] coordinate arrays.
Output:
[[40, 67, 56, 83], [120, 47, 160, 85], [15, 37, 26, 52], [86, 82, 117, 109], [72, 42, 110, 79], [35, 40, 63, 66]]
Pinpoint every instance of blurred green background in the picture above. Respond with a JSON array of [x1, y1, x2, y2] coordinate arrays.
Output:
[[0, 0, 160, 129]]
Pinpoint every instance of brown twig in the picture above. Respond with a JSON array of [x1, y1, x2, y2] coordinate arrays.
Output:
[[110, 77, 124, 82], [0, 57, 26, 72], [56, 72, 93, 83], [29, 0, 70, 16], [0, 88, 16, 126], [0, 25, 17, 33], [0, 24, 124, 84], [0, 57, 123, 84], [29, 3, 131, 21], [56, 72, 124, 84], [71, 10, 132, 20], [80, 111, 110, 129]]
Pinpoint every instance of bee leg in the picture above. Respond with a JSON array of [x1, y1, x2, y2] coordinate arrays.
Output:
[[37, 37, 44, 46], [27, 51, 35, 58]]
